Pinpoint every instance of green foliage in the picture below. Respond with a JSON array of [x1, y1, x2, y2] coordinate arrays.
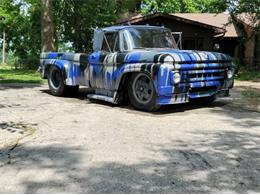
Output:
[[55, 0, 138, 52], [0, 65, 43, 84], [0, 0, 259, 71], [141, 0, 228, 14], [229, 0, 259, 29], [0, 0, 41, 69], [229, 0, 260, 14], [195, 0, 228, 13], [55, 0, 115, 52], [236, 69, 260, 82], [0, 0, 16, 27]]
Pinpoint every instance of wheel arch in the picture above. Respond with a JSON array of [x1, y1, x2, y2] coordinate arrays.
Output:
[[115, 69, 159, 103], [42, 60, 68, 80]]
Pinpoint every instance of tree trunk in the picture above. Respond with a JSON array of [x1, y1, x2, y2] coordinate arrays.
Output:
[[2, 29, 6, 64], [41, 0, 57, 52], [244, 27, 255, 69], [73, 0, 82, 53], [135, 0, 142, 11]]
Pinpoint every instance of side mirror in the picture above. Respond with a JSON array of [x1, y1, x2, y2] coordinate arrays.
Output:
[[213, 44, 220, 51], [93, 29, 104, 52]]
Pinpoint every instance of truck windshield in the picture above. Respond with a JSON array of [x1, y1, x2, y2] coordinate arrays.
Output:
[[123, 28, 178, 50]]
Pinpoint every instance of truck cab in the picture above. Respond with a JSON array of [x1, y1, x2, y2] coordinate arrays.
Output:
[[40, 25, 235, 111]]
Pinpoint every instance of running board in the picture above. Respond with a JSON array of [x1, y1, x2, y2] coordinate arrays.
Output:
[[87, 94, 117, 104]]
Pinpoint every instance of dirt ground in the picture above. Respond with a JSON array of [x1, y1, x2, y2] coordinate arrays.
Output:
[[0, 81, 259, 193]]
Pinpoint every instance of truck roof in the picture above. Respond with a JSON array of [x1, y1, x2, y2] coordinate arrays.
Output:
[[100, 25, 167, 32]]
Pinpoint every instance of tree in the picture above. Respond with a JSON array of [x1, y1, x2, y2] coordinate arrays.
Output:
[[41, 0, 56, 52], [0, 0, 17, 64], [141, 0, 229, 14], [229, 0, 259, 28], [55, 0, 137, 52], [228, 0, 259, 69], [0, 0, 42, 67]]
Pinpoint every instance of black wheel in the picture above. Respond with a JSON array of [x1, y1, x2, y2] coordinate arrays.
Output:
[[48, 66, 65, 96], [48, 66, 79, 96], [128, 73, 160, 111]]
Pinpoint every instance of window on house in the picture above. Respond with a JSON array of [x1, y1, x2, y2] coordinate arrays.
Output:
[[183, 38, 204, 50]]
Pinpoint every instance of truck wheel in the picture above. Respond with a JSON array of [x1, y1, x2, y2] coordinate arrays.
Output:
[[48, 66, 79, 96], [128, 73, 159, 111], [48, 66, 65, 96]]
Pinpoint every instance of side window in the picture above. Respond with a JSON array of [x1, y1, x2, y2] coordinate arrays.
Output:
[[101, 32, 120, 52], [122, 33, 129, 51]]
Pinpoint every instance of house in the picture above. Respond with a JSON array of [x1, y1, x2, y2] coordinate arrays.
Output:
[[117, 13, 259, 68]]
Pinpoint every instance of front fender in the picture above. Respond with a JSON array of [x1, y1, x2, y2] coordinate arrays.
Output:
[[113, 63, 164, 91]]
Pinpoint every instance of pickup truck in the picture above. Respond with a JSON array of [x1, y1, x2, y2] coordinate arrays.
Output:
[[40, 25, 235, 111]]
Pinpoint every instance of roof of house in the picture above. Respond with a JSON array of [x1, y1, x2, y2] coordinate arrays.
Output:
[[117, 13, 246, 37], [100, 25, 166, 32], [172, 13, 243, 37]]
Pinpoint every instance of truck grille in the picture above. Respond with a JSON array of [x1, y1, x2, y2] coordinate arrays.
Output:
[[180, 64, 228, 97], [182, 68, 226, 83]]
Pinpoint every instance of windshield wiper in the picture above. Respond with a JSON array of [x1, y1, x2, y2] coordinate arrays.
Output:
[[133, 47, 145, 49]]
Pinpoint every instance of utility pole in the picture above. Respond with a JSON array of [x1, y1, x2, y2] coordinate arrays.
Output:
[[2, 28, 6, 64]]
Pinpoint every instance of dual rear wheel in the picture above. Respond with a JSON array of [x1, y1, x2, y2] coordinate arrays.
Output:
[[48, 66, 79, 96]]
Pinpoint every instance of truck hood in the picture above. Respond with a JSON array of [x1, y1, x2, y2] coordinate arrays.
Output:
[[122, 49, 232, 64]]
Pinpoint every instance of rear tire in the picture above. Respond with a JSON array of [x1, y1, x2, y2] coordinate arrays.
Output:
[[48, 66, 79, 96], [128, 73, 160, 111]]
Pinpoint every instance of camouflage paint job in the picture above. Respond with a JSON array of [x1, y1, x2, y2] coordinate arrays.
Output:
[[40, 48, 235, 105]]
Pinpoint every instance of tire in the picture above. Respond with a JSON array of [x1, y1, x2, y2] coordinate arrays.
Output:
[[48, 66, 79, 96], [128, 72, 160, 111]]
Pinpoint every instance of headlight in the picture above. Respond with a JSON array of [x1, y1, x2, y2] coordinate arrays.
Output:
[[164, 55, 174, 63], [171, 72, 181, 84], [227, 69, 234, 79]]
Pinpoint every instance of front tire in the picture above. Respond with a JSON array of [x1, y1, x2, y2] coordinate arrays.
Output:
[[128, 73, 159, 111], [48, 66, 79, 96]]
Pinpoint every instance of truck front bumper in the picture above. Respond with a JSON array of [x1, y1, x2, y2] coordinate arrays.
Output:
[[156, 79, 233, 105]]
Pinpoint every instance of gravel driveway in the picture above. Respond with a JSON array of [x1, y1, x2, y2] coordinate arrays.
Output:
[[0, 82, 259, 193]]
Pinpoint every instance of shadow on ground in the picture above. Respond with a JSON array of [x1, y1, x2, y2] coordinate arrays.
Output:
[[0, 83, 42, 90], [1, 131, 259, 193], [43, 87, 228, 114], [40, 87, 260, 129]]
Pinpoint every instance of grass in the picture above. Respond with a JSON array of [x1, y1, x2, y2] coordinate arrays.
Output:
[[1, 64, 259, 84], [240, 88, 260, 109], [236, 69, 260, 82], [241, 89, 260, 99], [0, 65, 44, 84]]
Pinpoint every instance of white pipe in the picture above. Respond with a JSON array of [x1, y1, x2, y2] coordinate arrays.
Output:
[[2, 29, 5, 64]]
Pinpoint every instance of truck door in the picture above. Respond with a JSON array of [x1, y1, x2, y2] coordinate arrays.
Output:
[[89, 31, 119, 91]]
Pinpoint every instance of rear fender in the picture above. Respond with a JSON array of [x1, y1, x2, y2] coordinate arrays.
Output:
[[42, 59, 81, 86]]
